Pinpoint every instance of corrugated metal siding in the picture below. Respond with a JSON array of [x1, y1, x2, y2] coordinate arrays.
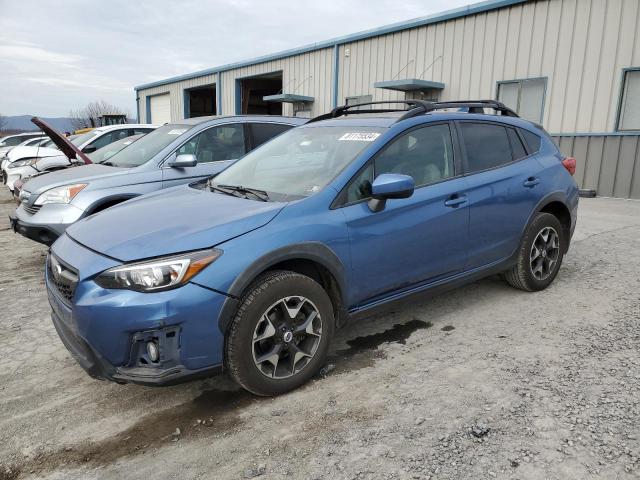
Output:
[[138, 74, 217, 124], [137, 0, 640, 133], [336, 0, 640, 133], [218, 47, 334, 117], [553, 135, 640, 199]]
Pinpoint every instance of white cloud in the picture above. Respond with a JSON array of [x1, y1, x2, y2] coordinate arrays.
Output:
[[0, 0, 472, 117]]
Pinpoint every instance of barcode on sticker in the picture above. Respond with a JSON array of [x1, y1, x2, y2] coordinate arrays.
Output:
[[338, 132, 381, 142]]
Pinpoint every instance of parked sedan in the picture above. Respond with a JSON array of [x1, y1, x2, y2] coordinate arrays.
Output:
[[43, 100, 578, 394], [3, 122, 156, 192], [12, 115, 306, 244]]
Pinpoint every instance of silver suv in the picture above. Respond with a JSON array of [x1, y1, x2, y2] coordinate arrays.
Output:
[[11, 115, 306, 244]]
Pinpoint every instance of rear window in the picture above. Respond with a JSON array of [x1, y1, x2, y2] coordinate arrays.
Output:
[[520, 129, 542, 154], [459, 123, 513, 173]]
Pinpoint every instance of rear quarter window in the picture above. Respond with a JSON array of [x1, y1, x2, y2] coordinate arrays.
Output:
[[519, 128, 542, 154]]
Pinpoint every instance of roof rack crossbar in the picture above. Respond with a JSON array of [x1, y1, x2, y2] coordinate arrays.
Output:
[[307, 99, 519, 124], [396, 100, 519, 121], [307, 100, 433, 123]]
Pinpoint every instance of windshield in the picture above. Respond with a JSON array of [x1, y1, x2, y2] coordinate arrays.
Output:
[[89, 134, 142, 163], [100, 124, 190, 168], [1, 136, 32, 147], [70, 130, 99, 146], [212, 126, 384, 200]]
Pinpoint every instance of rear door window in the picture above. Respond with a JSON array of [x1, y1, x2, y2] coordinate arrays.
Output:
[[459, 122, 513, 173], [249, 123, 292, 149]]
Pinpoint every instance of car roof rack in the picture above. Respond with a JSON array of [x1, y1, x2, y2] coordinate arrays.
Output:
[[306, 99, 519, 123]]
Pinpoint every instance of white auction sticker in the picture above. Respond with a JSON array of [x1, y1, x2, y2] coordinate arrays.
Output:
[[338, 132, 381, 142], [167, 129, 187, 135]]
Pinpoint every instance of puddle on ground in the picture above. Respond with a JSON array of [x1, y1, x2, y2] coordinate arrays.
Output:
[[10, 387, 254, 477], [330, 319, 432, 373], [441, 325, 455, 332]]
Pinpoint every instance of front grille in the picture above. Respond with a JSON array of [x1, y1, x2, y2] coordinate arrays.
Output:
[[48, 255, 78, 304], [22, 203, 41, 215]]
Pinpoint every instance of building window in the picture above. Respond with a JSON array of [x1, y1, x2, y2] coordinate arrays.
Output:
[[618, 69, 640, 131], [345, 95, 372, 110], [497, 78, 546, 123]]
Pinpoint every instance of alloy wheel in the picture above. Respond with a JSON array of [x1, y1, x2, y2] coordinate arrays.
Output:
[[530, 226, 560, 281], [252, 296, 322, 379]]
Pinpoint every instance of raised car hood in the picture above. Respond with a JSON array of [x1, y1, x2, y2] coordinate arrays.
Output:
[[22, 164, 127, 194], [31, 117, 92, 164], [66, 186, 286, 261]]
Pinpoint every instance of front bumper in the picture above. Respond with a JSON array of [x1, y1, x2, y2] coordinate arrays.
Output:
[[6, 165, 37, 191], [12, 201, 85, 245], [46, 235, 235, 385]]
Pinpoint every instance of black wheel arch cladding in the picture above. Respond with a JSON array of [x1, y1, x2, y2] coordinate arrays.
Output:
[[217, 242, 347, 334]]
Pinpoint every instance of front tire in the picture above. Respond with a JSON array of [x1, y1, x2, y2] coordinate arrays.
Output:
[[503, 212, 565, 292], [225, 270, 334, 396]]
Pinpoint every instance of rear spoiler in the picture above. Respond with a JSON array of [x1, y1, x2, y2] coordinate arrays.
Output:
[[30, 117, 92, 165]]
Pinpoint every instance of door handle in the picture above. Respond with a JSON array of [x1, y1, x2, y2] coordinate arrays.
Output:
[[523, 177, 540, 188], [444, 194, 467, 208]]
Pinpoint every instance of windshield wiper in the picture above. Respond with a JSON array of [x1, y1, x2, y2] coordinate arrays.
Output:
[[216, 184, 269, 202], [99, 161, 115, 166]]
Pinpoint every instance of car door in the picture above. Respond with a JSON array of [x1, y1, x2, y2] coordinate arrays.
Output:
[[339, 122, 469, 304], [456, 121, 546, 270], [162, 123, 247, 188]]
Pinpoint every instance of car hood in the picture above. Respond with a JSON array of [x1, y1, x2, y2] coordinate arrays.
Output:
[[7, 145, 61, 160], [31, 117, 92, 164], [22, 164, 128, 194], [66, 186, 286, 262]]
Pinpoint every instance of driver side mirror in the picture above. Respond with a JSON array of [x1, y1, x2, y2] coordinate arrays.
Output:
[[82, 145, 97, 154], [166, 153, 198, 168], [368, 173, 415, 212]]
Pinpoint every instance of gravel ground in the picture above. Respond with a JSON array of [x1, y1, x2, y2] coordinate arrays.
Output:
[[0, 188, 638, 480]]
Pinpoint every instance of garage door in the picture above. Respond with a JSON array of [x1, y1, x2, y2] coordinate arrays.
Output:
[[149, 94, 171, 124]]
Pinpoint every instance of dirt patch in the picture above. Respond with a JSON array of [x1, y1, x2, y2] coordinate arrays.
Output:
[[6, 387, 254, 477]]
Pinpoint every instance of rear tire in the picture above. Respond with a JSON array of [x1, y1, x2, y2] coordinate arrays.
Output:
[[503, 212, 564, 292], [225, 270, 334, 396]]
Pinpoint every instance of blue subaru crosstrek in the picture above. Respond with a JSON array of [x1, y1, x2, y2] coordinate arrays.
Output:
[[46, 100, 578, 395]]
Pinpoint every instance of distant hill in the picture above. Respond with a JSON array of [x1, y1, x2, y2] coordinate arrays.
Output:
[[2, 115, 76, 133]]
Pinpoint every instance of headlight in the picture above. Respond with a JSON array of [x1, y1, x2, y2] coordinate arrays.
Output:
[[34, 183, 87, 205], [8, 158, 37, 168], [94, 249, 222, 292]]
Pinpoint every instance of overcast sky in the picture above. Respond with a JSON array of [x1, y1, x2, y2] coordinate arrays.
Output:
[[0, 0, 472, 118]]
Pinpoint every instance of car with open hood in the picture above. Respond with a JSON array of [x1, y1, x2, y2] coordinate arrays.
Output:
[[44, 100, 579, 395], [11, 115, 306, 244], [10, 134, 146, 202], [3, 119, 156, 192]]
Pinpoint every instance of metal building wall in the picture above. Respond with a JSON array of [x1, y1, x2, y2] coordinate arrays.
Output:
[[138, 74, 217, 124], [135, 0, 640, 198], [336, 0, 640, 134], [553, 134, 640, 199], [218, 47, 334, 116]]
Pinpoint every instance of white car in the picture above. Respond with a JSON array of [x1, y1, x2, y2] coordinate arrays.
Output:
[[0, 133, 48, 157], [3, 123, 157, 191]]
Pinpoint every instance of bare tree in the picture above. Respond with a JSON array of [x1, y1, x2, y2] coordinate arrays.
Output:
[[69, 100, 127, 130], [0, 113, 6, 132]]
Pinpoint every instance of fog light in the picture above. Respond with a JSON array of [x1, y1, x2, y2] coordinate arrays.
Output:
[[146, 341, 159, 362]]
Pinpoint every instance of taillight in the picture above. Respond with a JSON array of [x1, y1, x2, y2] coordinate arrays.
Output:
[[562, 157, 576, 176]]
